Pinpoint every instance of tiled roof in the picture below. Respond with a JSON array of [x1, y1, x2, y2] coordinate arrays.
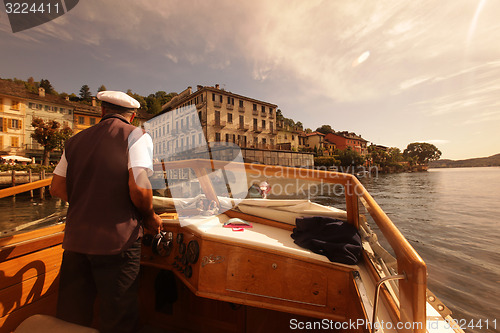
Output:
[[305, 131, 325, 137], [0, 79, 73, 107]]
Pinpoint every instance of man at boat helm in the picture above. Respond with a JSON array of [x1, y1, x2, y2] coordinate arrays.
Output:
[[50, 91, 162, 332]]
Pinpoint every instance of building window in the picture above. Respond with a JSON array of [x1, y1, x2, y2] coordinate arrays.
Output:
[[227, 113, 233, 123], [262, 120, 266, 129], [261, 105, 265, 113], [215, 133, 221, 142], [269, 107, 274, 115], [90, 118, 96, 125], [239, 100, 243, 107], [11, 137, 19, 147], [253, 104, 257, 111], [0, 117, 3, 132], [11, 119, 19, 129], [212, 93, 216, 101], [11, 100, 20, 110], [78, 116, 85, 125], [225, 133, 230, 142]]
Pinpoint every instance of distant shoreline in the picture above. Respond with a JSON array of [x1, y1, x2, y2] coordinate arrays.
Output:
[[429, 153, 500, 168]]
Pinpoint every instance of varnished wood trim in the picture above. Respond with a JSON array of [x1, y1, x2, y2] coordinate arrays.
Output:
[[0, 267, 59, 318], [0, 245, 63, 290], [191, 228, 357, 273], [0, 224, 65, 248], [0, 232, 64, 262], [195, 290, 348, 323]]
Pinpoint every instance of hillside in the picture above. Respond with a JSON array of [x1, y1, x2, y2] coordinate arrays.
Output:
[[429, 153, 500, 168]]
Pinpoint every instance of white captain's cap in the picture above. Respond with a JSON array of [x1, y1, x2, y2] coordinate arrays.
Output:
[[97, 91, 140, 109]]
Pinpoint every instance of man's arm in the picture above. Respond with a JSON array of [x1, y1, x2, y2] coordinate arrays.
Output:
[[128, 168, 162, 234], [50, 174, 68, 202]]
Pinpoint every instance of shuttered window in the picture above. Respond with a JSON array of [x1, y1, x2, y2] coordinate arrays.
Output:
[[11, 137, 19, 147]]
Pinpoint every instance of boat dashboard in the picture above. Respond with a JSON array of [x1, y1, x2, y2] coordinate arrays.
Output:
[[140, 212, 365, 323]]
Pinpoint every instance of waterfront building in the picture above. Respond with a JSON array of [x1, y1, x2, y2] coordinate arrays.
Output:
[[24, 88, 74, 161], [161, 84, 278, 150], [152, 84, 313, 167], [304, 132, 325, 151], [325, 131, 368, 155], [276, 122, 301, 151], [72, 98, 101, 134], [0, 80, 26, 156]]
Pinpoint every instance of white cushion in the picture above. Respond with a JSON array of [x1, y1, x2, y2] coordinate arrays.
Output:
[[15, 315, 98, 333]]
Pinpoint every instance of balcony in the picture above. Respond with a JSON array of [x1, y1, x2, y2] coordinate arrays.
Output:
[[253, 126, 262, 133], [238, 124, 250, 131], [213, 101, 222, 108], [211, 120, 226, 129], [226, 104, 234, 110], [252, 110, 258, 116], [238, 106, 245, 113]]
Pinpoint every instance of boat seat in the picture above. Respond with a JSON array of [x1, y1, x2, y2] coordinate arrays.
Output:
[[15, 314, 98, 333]]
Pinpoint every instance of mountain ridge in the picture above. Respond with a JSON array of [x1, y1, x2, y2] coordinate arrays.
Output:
[[429, 153, 500, 168]]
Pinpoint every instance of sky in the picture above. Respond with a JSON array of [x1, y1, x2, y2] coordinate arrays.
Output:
[[1, 0, 500, 160]]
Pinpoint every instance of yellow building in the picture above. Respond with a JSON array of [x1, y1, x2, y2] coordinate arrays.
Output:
[[160, 84, 278, 150], [72, 98, 101, 134], [0, 80, 27, 156]]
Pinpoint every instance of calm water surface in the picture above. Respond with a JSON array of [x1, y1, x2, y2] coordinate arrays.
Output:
[[1, 168, 499, 332], [359, 167, 500, 333]]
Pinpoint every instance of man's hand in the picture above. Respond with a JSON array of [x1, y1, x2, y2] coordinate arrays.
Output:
[[143, 212, 162, 235], [128, 168, 162, 234]]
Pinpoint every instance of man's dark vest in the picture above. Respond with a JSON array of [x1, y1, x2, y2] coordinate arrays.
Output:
[[63, 114, 141, 255]]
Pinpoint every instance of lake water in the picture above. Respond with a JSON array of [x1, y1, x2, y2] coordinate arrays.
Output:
[[1, 167, 499, 332], [358, 167, 500, 333]]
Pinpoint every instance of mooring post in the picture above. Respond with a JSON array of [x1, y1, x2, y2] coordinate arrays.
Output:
[[40, 169, 45, 199], [29, 169, 33, 198]]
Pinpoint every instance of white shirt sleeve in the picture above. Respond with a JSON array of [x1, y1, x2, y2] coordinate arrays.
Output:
[[53, 151, 68, 177], [128, 130, 154, 177]]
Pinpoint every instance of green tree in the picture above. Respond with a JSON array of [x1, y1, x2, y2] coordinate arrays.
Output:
[[403, 142, 441, 165], [79, 84, 92, 101], [145, 95, 162, 115], [315, 124, 334, 135], [31, 117, 73, 166], [337, 149, 365, 167], [97, 84, 107, 93], [39, 79, 55, 94]]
